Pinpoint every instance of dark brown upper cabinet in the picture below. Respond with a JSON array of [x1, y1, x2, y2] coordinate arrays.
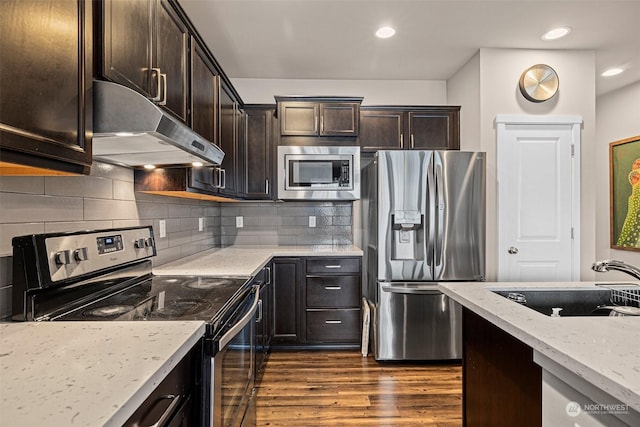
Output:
[[0, 0, 93, 175], [359, 106, 460, 152], [241, 106, 276, 200], [218, 83, 241, 197], [101, 0, 189, 123], [275, 97, 362, 137], [190, 37, 220, 146]]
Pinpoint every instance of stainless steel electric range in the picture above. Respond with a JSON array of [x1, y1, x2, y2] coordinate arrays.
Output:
[[11, 225, 260, 427]]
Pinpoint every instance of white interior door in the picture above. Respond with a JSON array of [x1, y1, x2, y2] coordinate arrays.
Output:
[[496, 115, 582, 282]]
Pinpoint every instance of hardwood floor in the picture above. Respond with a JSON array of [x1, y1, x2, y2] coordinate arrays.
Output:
[[255, 351, 462, 426]]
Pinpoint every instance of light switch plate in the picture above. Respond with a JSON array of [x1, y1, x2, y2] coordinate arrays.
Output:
[[198, 217, 204, 231], [159, 220, 167, 238], [236, 216, 244, 228], [309, 216, 316, 228]]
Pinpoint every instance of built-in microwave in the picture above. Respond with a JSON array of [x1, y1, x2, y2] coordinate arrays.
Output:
[[277, 146, 360, 200]]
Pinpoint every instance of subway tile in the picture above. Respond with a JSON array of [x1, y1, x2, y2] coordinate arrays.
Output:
[[167, 203, 194, 218], [153, 245, 184, 267], [167, 229, 193, 248], [220, 216, 237, 227], [163, 218, 183, 234], [0, 285, 11, 320], [332, 216, 352, 226], [0, 176, 45, 194], [180, 217, 199, 232], [0, 223, 45, 256], [0, 193, 83, 223], [220, 205, 241, 216], [136, 201, 169, 219], [277, 205, 316, 216], [83, 198, 138, 221], [297, 234, 333, 245], [0, 257, 12, 286], [91, 162, 134, 182], [44, 221, 113, 234], [113, 179, 136, 201], [45, 175, 113, 199], [258, 216, 280, 227], [239, 205, 278, 217]]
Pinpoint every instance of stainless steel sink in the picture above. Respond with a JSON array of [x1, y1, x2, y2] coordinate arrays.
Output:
[[492, 284, 640, 317]]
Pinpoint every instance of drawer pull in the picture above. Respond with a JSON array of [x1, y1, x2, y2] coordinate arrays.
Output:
[[325, 320, 342, 324], [324, 265, 342, 269], [324, 286, 342, 290]]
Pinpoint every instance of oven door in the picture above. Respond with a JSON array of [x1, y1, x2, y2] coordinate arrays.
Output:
[[208, 285, 259, 427]]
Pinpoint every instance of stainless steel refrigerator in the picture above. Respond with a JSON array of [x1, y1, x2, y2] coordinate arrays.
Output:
[[361, 150, 485, 361]]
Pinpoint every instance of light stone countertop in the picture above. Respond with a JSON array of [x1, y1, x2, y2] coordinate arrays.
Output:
[[438, 281, 640, 413], [153, 244, 363, 277], [0, 321, 205, 427]]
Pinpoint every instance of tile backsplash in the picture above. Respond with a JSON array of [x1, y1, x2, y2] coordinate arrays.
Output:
[[0, 161, 354, 319]]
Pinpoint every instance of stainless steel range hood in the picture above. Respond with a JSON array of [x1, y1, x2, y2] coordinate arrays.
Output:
[[92, 80, 224, 167]]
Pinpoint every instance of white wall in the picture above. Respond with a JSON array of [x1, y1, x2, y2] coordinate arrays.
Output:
[[231, 78, 447, 105], [448, 48, 597, 281], [595, 81, 640, 280]]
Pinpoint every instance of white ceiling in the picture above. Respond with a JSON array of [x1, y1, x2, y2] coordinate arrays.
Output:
[[178, 0, 640, 97]]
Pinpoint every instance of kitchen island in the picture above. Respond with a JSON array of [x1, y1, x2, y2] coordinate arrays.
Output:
[[439, 281, 640, 426], [0, 321, 205, 427]]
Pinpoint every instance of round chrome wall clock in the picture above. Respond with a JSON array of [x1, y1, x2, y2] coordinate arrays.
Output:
[[518, 64, 559, 102]]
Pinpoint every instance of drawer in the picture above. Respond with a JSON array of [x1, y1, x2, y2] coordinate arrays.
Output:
[[306, 275, 360, 308], [306, 257, 361, 274], [306, 309, 361, 342]]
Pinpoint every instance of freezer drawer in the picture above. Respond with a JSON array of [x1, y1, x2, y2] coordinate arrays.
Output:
[[373, 282, 462, 360]]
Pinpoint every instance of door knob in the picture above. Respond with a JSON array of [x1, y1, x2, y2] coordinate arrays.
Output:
[[508, 246, 519, 254]]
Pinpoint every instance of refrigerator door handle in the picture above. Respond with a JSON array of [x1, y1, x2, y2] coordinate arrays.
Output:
[[380, 283, 442, 295], [434, 153, 445, 272]]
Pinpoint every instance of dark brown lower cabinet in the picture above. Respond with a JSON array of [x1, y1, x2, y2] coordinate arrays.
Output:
[[272, 258, 304, 345], [463, 308, 541, 427], [271, 257, 362, 349]]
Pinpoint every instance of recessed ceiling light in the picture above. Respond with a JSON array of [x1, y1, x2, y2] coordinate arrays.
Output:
[[375, 26, 395, 39], [192, 161, 203, 167], [143, 164, 156, 170], [541, 26, 572, 41], [601, 67, 624, 77]]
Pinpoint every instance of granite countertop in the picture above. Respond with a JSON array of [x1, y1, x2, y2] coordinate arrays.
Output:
[[438, 281, 640, 413], [0, 321, 205, 427], [153, 244, 363, 277]]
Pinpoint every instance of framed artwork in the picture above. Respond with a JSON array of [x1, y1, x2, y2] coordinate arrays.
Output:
[[610, 135, 640, 251]]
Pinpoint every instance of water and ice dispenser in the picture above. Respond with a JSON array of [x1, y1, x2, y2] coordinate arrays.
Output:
[[391, 210, 424, 260]]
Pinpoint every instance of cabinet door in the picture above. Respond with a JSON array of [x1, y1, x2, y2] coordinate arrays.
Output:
[[279, 102, 318, 136], [189, 167, 218, 194], [156, 0, 189, 123], [0, 0, 92, 173], [243, 107, 274, 199], [407, 109, 460, 150], [272, 258, 303, 343], [320, 103, 359, 136], [218, 85, 238, 196], [102, 0, 155, 98], [190, 38, 219, 145], [358, 110, 404, 151]]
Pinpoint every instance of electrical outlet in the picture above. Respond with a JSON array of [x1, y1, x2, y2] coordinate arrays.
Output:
[[159, 220, 167, 238], [198, 217, 204, 231], [236, 216, 244, 228], [309, 216, 316, 228]]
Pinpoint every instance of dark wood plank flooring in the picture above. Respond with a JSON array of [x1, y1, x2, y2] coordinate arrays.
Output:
[[255, 351, 462, 426]]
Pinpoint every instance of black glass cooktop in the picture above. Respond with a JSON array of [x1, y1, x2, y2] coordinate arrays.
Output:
[[55, 275, 250, 330]]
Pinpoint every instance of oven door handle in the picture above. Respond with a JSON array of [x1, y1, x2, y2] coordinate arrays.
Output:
[[219, 285, 260, 349]]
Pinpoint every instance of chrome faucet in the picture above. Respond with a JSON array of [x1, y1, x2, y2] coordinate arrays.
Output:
[[592, 260, 640, 280]]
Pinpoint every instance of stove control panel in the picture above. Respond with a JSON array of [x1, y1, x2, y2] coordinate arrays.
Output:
[[44, 226, 156, 283]]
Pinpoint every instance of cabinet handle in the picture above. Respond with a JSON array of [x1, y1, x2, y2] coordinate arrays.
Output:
[[150, 68, 162, 101], [265, 179, 269, 194], [324, 286, 342, 290], [400, 134, 404, 149], [158, 73, 167, 106], [265, 266, 271, 285], [325, 320, 342, 324], [256, 299, 263, 323], [220, 168, 226, 189], [324, 265, 342, 269], [145, 394, 181, 427], [410, 134, 415, 149]]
